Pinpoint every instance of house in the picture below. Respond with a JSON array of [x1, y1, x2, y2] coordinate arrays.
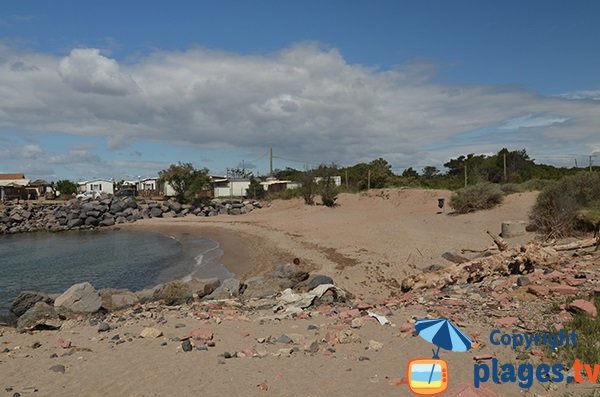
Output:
[[78, 179, 114, 195], [260, 179, 293, 193], [314, 175, 342, 186], [0, 173, 30, 201], [29, 179, 55, 199], [212, 176, 251, 198]]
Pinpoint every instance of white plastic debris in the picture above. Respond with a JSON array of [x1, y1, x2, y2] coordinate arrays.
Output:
[[367, 310, 390, 325]]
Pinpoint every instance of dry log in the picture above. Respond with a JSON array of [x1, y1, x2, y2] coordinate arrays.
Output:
[[486, 230, 509, 251], [552, 238, 598, 251], [401, 244, 560, 292]]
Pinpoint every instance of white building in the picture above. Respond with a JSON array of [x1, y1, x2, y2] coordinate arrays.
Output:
[[78, 179, 114, 195], [213, 177, 251, 198], [314, 176, 342, 186]]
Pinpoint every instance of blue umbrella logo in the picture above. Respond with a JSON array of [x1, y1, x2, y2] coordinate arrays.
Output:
[[415, 318, 472, 385]]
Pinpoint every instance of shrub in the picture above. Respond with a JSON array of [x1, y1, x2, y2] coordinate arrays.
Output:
[[449, 183, 504, 213], [268, 188, 301, 200], [530, 172, 600, 238], [319, 177, 338, 207]]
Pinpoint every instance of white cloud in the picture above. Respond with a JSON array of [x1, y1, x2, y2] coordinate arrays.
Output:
[[57, 48, 138, 96], [0, 43, 598, 172]]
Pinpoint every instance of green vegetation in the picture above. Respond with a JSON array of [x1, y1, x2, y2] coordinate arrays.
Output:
[[246, 176, 266, 199], [449, 183, 504, 213], [554, 297, 600, 367], [158, 162, 210, 203], [530, 172, 600, 238], [54, 179, 78, 195]]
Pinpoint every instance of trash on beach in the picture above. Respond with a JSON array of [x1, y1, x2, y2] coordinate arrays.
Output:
[[273, 284, 346, 312], [367, 310, 390, 325]]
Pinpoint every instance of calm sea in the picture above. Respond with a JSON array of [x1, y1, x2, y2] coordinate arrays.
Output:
[[0, 230, 232, 317]]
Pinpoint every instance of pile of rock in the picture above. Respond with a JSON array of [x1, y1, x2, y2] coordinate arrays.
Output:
[[8, 262, 339, 333], [0, 196, 262, 234]]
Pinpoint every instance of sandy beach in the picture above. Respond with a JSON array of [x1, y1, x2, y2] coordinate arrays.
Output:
[[3, 189, 595, 397]]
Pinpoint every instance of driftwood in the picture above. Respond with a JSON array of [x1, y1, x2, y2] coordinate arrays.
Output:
[[486, 230, 508, 251], [401, 244, 560, 292], [553, 238, 599, 251]]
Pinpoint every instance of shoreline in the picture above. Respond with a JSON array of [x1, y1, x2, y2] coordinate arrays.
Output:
[[120, 220, 295, 282]]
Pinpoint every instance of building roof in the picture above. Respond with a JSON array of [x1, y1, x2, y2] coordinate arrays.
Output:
[[260, 179, 291, 186], [0, 179, 31, 187], [0, 173, 25, 180], [78, 179, 114, 185], [30, 179, 50, 186]]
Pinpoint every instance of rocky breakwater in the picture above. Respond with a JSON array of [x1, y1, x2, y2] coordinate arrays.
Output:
[[6, 261, 341, 333], [0, 196, 262, 234]]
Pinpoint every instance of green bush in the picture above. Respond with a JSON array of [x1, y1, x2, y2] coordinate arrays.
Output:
[[529, 172, 600, 238], [449, 183, 504, 213], [268, 188, 301, 200], [319, 178, 338, 207]]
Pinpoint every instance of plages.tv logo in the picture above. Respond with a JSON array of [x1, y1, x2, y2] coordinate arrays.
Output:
[[405, 318, 473, 396]]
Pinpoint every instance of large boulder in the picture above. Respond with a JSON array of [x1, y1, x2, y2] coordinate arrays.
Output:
[[205, 278, 243, 300], [17, 302, 64, 332], [10, 291, 54, 317], [186, 278, 221, 299], [54, 282, 102, 313], [152, 280, 192, 305], [98, 288, 140, 311], [242, 276, 280, 299]]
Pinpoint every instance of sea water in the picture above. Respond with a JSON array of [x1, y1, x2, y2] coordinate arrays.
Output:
[[0, 230, 231, 316]]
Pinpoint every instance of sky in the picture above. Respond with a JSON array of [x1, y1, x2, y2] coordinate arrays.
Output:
[[0, 0, 599, 181]]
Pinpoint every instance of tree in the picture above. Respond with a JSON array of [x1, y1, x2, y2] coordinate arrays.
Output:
[[315, 163, 339, 207], [158, 162, 210, 203], [299, 171, 316, 205], [402, 167, 419, 178], [422, 166, 440, 178], [246, 177, 265, 199], [54, 179, 77, 195], [226, 167, 252, 179]]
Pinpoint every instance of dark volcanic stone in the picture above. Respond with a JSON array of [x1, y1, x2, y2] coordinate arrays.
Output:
[[182, 340, 193, 352]]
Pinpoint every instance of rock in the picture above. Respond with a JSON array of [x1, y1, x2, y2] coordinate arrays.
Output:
[[99, 289, 139, 311], [183, 328, 214, 343], [49, 364, 66, 374], [568, 299, 597, 317], [368, 340, 383, 351], [516, 276, 530, 286], [441, 252, 469, 264], [181, 340, 193, 352], [10, 291, 53, 317], [206, 278, 242, 299], [307, 275, 334, 291], [98, 322, 111, 332], [276, 334, 292, 344], [54, 282, 102, 313], [242, 276, 279, 298], [494, 317, 518, 328], [351, 317, 365, 328], [99, 218, 115, 227], [150, 207, 163, 218], [140, 327, 163, 338], [186, 277, 221, 299], [153, 280, 192, 305], [17, 302, 63, 332]]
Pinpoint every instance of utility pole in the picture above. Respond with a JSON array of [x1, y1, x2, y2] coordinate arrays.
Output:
[[590, 155, 593, 172], [367, 169, 371, 190], [575, 158, 578, 168], [269, 147, 273, 177], [345, 170, 348, 189], [464, 162, 468, 188], [503, 153, 507, 182]]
